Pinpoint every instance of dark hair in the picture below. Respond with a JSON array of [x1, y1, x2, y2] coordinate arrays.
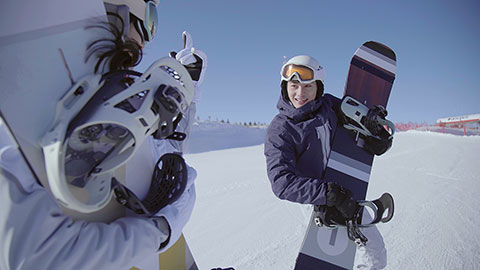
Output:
[[281, 80, 325, 101], [85, 13, 143, 73]]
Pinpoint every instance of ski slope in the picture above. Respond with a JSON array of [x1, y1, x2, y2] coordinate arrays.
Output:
[[183, 122, 480, 270]]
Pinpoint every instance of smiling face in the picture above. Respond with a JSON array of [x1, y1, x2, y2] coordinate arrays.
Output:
[[286, 80, 318, 108]]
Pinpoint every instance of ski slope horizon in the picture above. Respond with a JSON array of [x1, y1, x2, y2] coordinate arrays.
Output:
[[183, 121, 480, 269]]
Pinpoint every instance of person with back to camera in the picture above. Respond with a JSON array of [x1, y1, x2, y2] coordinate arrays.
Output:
[[0, 0, 208, 269]]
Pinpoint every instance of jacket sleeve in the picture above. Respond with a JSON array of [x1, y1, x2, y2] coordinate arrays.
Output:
[[0, 141, 169, 270], [264, 123, 328, 205]]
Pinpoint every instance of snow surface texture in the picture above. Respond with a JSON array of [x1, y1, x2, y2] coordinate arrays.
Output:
[[183, 122, 480, 270]]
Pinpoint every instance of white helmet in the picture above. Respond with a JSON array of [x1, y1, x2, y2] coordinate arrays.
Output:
[[103, 0, 158, 42], [280, 55, 326, 84]]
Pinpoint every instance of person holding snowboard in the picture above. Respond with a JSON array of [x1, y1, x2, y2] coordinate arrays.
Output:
[[264, 55, 388, 269], [0, 0, 206, 269]]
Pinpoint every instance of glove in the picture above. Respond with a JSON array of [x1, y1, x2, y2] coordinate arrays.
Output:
[[365, 105, 388, 136], [364, 105, 393, 156], [154, 165, 197, 251], [325, 182, 358, 220], [364, 135, 392, 156], [314, 205, 347, 226], [169, 31, 208, 102]]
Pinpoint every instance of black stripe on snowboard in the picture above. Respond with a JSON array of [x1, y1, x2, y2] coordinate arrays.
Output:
[[295, 253, 348, 270], [363, 41, 396, 61]]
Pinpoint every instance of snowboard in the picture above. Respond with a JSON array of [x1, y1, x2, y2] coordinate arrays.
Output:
[[157, 234, 199, 270], [294, 41, 396, 270]]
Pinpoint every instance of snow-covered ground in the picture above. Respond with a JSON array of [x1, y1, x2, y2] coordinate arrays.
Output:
[[183, 122, 480, 270], [185, 121, 267, 154]]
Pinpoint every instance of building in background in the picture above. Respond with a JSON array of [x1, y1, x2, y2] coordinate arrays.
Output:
[[436, 114, 480, 135]]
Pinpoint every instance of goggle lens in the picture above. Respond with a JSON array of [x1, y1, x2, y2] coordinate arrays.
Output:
[[143, 1, 158, 42], [282, 64, 314, 82]]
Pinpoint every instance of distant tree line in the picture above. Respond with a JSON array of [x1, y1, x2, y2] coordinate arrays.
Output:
[[196, 116, 268, 127]]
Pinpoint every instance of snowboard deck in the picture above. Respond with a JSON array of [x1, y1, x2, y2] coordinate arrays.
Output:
[[295, 41, 396, 270], [157, 234, 199, 270]]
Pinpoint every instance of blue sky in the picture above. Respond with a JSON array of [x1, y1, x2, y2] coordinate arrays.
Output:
[[138, 0, 480, 124]]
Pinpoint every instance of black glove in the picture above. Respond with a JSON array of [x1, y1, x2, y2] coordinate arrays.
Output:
[[365, 105, 388, 135], [364, 105, 393, 156], [325, 182, 358, 220], [314, 205, 347, 226], [364, 135, 392, 156]]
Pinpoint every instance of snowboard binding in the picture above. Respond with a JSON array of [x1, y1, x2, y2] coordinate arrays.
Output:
[[340, 96, 395, 155], [113, 153, 188, 216], [143, 153, 189, 213], [314, 193, 395, 246]]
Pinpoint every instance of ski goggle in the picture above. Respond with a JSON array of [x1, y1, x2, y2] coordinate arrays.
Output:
[[104, 0, 158, 43], [281, 64, 315, 83], [137, 0, 158, 42]]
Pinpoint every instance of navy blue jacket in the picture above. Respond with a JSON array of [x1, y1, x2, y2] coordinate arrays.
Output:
[[264, 94, 340, 205]]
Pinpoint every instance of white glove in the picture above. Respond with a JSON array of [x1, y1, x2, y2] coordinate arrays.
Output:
[[154, 165, 197, 251], [170, 31, 207, 103]]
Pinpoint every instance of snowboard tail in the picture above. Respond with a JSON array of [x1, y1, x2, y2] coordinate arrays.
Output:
[[158, 234, 198, 270], [295, 41, 396, 270]]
